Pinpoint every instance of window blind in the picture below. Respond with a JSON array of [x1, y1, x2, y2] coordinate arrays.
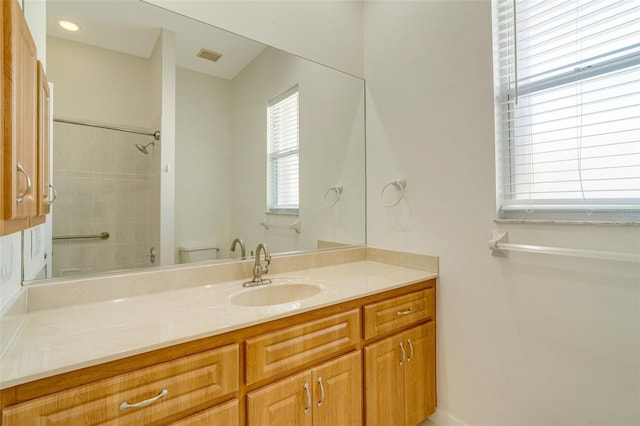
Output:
[[267, 86, 299, 214], [494, 0, 640, 221]]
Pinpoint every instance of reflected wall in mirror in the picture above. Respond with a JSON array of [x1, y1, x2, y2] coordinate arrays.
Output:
[[34, 0, 366, 281]]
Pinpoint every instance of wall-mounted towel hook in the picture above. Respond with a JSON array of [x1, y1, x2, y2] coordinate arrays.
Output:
[[381, 177, 406, 207], [324, 184, 343, 207]]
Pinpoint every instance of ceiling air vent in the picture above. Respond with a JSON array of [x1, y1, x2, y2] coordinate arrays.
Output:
[[197, 48, 223, 62]]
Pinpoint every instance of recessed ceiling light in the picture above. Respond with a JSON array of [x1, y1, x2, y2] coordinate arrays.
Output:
[[58, 20, 80, 32]]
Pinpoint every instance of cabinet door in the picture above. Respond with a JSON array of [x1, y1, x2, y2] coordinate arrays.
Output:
[[364, 334, 405, 426], [2, 0, 38, 224], [34, 60, 51, 220], [312, 352, 362, 426], [404, 321, 436, 426], [247, 370, 313, 426]]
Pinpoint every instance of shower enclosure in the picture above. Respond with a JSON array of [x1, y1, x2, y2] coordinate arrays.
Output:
[[50, 121, 160, 277]]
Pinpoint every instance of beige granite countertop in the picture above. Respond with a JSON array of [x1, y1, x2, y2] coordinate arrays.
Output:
[[0, 258, 437, 389]]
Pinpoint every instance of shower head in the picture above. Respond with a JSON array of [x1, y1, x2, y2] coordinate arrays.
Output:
[[135, 141, 155, 155]]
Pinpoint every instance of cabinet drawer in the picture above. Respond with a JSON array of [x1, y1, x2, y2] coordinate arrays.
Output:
[[169, 398, 239, 426], [2, 344, 239, 425], [245, 309, 360, 385], [363, 288, 434, 340]]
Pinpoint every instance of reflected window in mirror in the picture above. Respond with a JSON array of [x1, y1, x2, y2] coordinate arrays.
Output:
[[267, 85, 300, 215]]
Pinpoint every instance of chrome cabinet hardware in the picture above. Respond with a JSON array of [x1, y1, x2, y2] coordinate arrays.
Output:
[[399, 342, 406, 366], [48, 184, 57, 205], [317, 377, 325, 407], [303, 383, 311, 414], [16, 162, 32, 204], [407, 338, 414, 362], [396, 307, 412, 316], [119, 388, 168, 411]]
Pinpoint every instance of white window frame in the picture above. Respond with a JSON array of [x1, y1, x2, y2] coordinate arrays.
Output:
[[267, 85, 299, 215], [493, 0, 640, 223]]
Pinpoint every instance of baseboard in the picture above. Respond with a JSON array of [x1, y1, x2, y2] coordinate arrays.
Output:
[[430, 408, 469, 426]]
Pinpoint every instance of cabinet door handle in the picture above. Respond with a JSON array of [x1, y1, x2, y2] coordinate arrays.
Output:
[[16, 162, 32, 204], [48, 184, 57, 205], [303, 383, 311, 414], [317, 376, 325, 407], [119, 389, 168, 411], [407, 338, 414, 362], [399, 342, 406, 366], [396, 307, 412, 316]]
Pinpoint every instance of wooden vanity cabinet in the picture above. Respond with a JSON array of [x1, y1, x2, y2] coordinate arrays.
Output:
[[1, 344, 240, 425], [364, 322, 436, 426], [363, 289, 436, 426], [247, 352, 362, 426], [0, 279, 436, 426]]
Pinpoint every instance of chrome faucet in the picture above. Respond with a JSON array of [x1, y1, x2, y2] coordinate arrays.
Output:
[[243, 243, 272, 287], [230, 238, 246, 259]]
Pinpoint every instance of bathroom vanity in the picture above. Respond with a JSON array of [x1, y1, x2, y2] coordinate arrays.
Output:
[[0, 248, 437, 425]]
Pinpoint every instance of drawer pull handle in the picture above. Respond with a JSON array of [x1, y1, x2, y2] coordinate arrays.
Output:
[[407, 338, 414, 362], [397, 307, 412, 316], [399, 342, 406, 366], [16, 162, 32, 204], [303, 383, 311, 414], [317, 376, 325, 407], [119, 389, 168, 411]]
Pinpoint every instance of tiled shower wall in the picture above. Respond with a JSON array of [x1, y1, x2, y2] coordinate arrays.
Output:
[[51, 122, 155, 277]]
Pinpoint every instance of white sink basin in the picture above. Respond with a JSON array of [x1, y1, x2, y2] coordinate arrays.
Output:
[[230, 282, 322, 307]]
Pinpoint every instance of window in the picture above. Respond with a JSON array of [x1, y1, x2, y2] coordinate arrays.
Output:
[[267, 86, 299, 215], [493, 0, 640, 222]]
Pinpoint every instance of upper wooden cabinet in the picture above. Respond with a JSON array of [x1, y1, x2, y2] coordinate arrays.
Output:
[[32, 60, 51, 224], [1, 0, 44, 236]]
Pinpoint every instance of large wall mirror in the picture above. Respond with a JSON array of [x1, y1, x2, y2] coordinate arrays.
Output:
[[29, 0, 365, 282]]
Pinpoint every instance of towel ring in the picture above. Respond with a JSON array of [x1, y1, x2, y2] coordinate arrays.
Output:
[[381, 177, 406, 207], [324, 184, 343, 207]]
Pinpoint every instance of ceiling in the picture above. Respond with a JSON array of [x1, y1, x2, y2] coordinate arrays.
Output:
[[46, 0, 267, 80]]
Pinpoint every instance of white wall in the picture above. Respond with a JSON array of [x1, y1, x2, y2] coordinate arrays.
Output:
[[46, 37, 152, 129], [364, 1, 640, 425], [145, 0, 364, 79], [175, 68, 232, 256], [151, 30, 177, 266], [230, 47, 366, 255]]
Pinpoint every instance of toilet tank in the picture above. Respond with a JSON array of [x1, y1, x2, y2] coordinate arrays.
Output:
[[178, 244, 219, 264]]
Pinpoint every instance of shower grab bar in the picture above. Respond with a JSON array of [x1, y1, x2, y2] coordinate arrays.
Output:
[[489, 231, 639, 263], [54, 118, 160, 140], [53, 232, 110, 241]]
